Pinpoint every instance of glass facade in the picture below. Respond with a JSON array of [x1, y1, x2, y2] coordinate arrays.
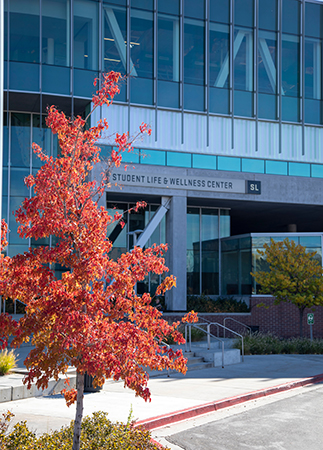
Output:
[[187, 208, 230, 296], [2, 0, 323, 124], [221, 233, 323, 295]]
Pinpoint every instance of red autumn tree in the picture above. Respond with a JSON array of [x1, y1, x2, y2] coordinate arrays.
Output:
[[0, 73, 197, 450]]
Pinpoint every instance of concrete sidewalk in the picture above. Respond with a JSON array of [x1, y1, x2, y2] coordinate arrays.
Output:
[[0, 351, 323, 439]]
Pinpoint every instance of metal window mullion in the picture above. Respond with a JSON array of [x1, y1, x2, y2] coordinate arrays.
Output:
[[6, 0, 9, 116], [39, 0, 42, 117], [278, 0, 282, 153], [199, 208, 202, 295], [301, 0, 305, 155], [230, 0, 234, 149], [205, 0, 209, 147], [29, 113, 33, 249], [127, 0, 130, 131], [218, 209, 221, 296], [7, 113, 11, 248], [154, 0, 157, 141], [71, 0, 74, 116], [180, 0, 184, 144], [254, 0, 258, 151]]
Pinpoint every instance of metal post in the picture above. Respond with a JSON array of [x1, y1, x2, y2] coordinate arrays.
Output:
[[310, 324, 313, 341], [241, 336, 244, 362], [185, 325, 187, 352], [189, 325, 191, 352], [221, 341, 224, 368], [207, 324, 211, 349]]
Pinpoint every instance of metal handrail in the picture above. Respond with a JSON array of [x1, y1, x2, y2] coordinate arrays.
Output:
[[206, 322, 245, 362], [192, 320, 220, 338], [184, 324, 225, 368], [223, 317, 251, 338]]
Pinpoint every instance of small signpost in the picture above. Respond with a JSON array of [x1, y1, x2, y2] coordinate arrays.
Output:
[[307, 313, 314, 340]]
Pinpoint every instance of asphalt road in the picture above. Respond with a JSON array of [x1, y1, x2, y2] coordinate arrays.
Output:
[[163, 384, 323, 450]]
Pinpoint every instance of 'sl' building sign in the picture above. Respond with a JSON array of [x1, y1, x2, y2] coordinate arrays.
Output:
[[111, 170, 261, 195]]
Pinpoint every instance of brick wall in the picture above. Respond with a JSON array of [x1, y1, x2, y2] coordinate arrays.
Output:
[[164, 297, 323, 339]]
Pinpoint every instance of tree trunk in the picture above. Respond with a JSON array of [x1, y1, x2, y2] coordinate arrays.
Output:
[[299, 307, 305, 337], [73, 371, 84, 450]]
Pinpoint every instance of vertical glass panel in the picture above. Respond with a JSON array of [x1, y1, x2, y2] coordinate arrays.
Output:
[[282, 0, 300, 35], [3, 114, 9, 167], [187, 207, 200, 295], [258, 31, 277, 94], [201, 210, 219, 295], [103, 5, 127, 74], [157, 80, 180, 108], [305, 99, 321, 125], [121, 148, 139, 163], [4, 2, 8, 61], [282, 34, 299, 97], [10, 62, 40, 91], [74, 68, 98, 97], [158, 15, 180, 82], [74, 0, 99, 70], [221, 240, 239, 295], [210, 0, 229, 24], [220, 210, 230, 238], [42, 0, 69, 66], [234, 29, 253, 92], [183, 84, 204, 111], [305, 39, 321, 101], [259, 0, 277, 31], [131, 9, 153, 79], [184, 0, 204, 20], [209, 23, 229, 89], [42, 65, 70, 95], [32, 115, 51, 169], [9, 0, 40, 63], [234, 90, 253, 117], [282, 96, 299, 122], [158, 0, 179, 15], [11, 113, 30, 168], [305, 3, 322, 39], [130, 77, 153, 105], [9, 197, 29, 244], [2, 168, 8, 196], [184, 19, 205, 85], [106, 204, 127, 250], [140, 149, 166, 165], [209, 87, 229, 114], [235, 0, 253, 28], [10, 168, 30, 197], [258, 93, 277, 120]]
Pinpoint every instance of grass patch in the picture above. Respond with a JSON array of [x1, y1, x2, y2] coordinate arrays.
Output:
[[233, 332, 323, 355], [0, 411, 169, 450], [0, 350, 17, 376]]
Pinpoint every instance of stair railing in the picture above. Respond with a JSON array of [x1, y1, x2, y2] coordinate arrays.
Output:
[[223, 317, 251, 338], [185, 323, 225, 368], [206, 322, 245, 362]]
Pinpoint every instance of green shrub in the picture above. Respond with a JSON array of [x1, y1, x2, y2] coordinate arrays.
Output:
[[0, 350, 17, 376], [233, 332, 323, 355], [187, 295, 250, 313], [0, 411, 169, 450]]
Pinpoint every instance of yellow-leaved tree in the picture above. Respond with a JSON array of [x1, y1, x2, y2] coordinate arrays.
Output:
[[252, 238, 323, 337]]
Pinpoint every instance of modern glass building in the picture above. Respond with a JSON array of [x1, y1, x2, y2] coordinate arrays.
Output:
[[3, 0, 323, 310]]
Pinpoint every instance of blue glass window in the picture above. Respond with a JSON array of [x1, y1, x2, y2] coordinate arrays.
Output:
[[184, 84, 204, 111], [234, 28, 253, 116], [282, 0, 300, 35], [235, 0, 253, 28], [158, 81, 179, 108], [158, 15, 180, 82], [32, 115, 51, 169], [158, 0, 179, 15], [103, 5, 127, 75], [10, 168, 30, 197], [258, 93, 276, 120], [10, 62, 40, 92], [311, 164, 323, 178], [121, 149, 140, 164], [209, 23, 229, 89], [282, 96, 299, 122], [210, 87, 229, 115], [11, 113, 30, 168], [131, 9, 153, 79], [299, 236, 321, 248], [259, 0, 277, 31], [184, 0, 204, 20], [184, 19, 205, 85], [242, 158, 265, 174], [42, 65, 70, 95], [10, 0, 40, 63], [305, 99, 321, 125], [289, 162, 310, 177], [192, 154, 217, 170], [265, 160, 288, 175], [74, 69, 98, 98], [2, 168, 8, 197], [74, 0, 99, 70], [258, 31, 277, 95], [130, 77, 153, 105], [167, 152, 191, 168], [304, 38, 321, 125], [210, 0, 229, 24], [141, 149, 166, 166], [282, 35, 299, 97], [42, 0, 70, 67], [305, 3, 323, 39], [218, 156, 241, 172], [234, 91, 253, 117], [3, 114, 9, 167]]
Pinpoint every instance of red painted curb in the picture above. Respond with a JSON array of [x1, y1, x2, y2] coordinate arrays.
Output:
[[135, 373, 323, 431]]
